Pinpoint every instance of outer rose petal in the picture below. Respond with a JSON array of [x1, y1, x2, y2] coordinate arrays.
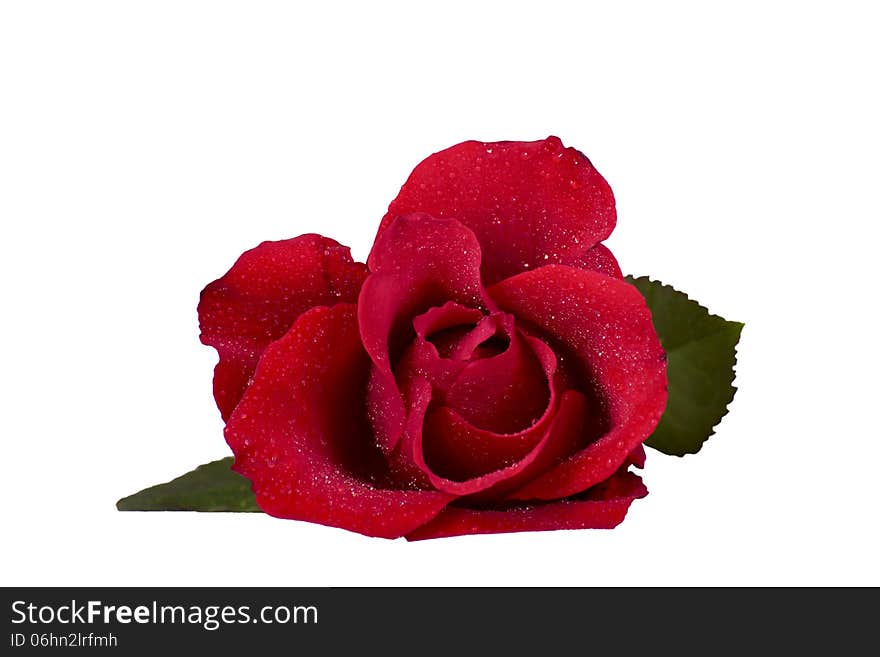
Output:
[[359, 214, 493, 453], [570, 243, 623, 279], [225, 304, 452, 539], [199, 235, 367, 421], [405, 471, 647, 540], [489, 265, 668, 500], [378, 136, 617, 286]]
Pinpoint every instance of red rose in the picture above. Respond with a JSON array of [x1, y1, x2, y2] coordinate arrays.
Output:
[[199, 137, 667, 539]]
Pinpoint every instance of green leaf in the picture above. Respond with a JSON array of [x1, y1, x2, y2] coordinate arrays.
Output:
[[116, 457, 261, 512], [626, 276, 743, 456]]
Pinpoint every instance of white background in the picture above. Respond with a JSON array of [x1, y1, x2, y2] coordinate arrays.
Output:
[[2, 1, 878, 586]]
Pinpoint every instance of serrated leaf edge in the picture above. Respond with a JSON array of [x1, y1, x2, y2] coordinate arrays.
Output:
[[627, 275, 744, 456]]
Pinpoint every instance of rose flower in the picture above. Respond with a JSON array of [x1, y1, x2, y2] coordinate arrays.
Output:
[[198, 137, 667, 539]]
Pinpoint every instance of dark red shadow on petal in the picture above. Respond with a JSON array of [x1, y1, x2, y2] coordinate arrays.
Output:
[[225, 304, 452, 539], [378, 136, 617, 286], [199, 235, 367, 421]]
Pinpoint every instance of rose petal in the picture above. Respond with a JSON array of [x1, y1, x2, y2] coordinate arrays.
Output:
[[390, 319, 559, 471], [626, 444, 647, 469], [445, 319, 549, 434], [424, 390, 588, 495], [422, 334, 559, 481], [489, 265, 667, 500], [448, 314, 505, 361], [413, 302, 484, 345], [405, 470, 647, 540], [359, 214, 493, 453], [570, 243, 623, 279], [412, 301, 484, 359], [199, 235, 367, 421], [422, 406, 547, 482], [392, 379, 587, 500], [388, 324, 588, 499], [389, 327, 590, 498], [225, 304, 452, 539], [378, 136, 616, 285], [395, 342, 465, 408]]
